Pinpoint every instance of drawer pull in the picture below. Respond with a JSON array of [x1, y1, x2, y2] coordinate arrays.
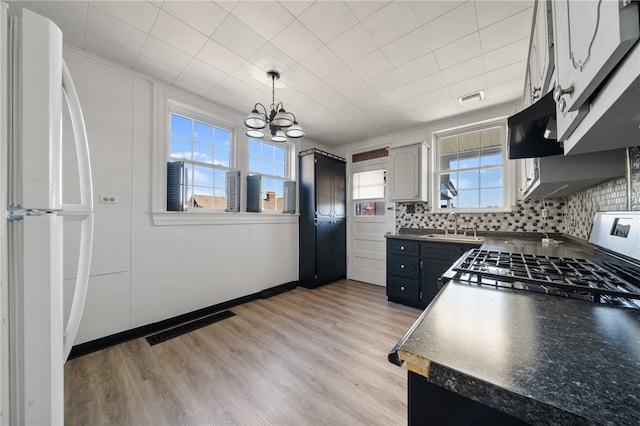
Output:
[[400, 246, 405, 250], [400, 286, 405, 291], [400, 264, 405, 269]]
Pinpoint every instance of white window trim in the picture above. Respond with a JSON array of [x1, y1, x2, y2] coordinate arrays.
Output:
[[431, 117, 516, 213], [151, 84, 298, 225]]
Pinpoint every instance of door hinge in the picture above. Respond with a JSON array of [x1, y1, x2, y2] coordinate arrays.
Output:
[[7, 204, 51, 221]]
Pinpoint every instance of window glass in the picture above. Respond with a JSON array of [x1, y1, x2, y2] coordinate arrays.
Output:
[[168, 113, 233, 209], [436, 124, 506, 210], [248, 138, 289, 212], [352, 169, 385, 200]]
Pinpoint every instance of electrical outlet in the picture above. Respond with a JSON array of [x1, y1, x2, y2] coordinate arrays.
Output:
[[99, 194, 119, 204], [542, 208, 548, 218]]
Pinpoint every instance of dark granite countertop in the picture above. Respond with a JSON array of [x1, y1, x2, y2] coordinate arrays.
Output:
[[388, 230, 640, 424], [386, 229, 594, 259], [394, 283, 640, 425]]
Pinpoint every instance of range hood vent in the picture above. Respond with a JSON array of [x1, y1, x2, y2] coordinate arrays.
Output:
[[508, 91, 564, 159]]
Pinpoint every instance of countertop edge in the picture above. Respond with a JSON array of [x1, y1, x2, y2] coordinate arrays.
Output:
[[424, 362, 599, 426]]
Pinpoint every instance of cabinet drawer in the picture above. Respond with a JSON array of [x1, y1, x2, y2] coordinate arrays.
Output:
[[420, 242, 461, 260], [388, 239, 420, 256], [388, 255, 420, 278], [387, 277, 420, 300]]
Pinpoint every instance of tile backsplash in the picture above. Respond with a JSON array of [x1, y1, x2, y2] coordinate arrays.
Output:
[[396, 176, 632, 241], [396, 199, 565, 234], [396, 146, 639, 240], [564, 177, 628, 238]]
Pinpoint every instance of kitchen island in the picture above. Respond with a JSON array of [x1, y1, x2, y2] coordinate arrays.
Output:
[[388, 232, 640, 425]]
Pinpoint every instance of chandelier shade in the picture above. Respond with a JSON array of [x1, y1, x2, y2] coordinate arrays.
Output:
[[244, 108, 267, 129], [246, 128, 265, 138], [270, 129, 288, 143], [285, 121, 305, 138], [244, 71, 304, 142]]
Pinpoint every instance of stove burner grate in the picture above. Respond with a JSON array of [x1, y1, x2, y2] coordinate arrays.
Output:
[[451, 249, 640, 306]]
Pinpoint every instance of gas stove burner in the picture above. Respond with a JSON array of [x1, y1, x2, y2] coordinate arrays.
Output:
[[448, 249, 640, 307]]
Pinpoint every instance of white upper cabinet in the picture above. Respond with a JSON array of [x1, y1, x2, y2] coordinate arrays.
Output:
[[518, 157, 537, 198], [528, 0, 554, 105], [388, 143, 429, 202], [553, 0, 639, 140]]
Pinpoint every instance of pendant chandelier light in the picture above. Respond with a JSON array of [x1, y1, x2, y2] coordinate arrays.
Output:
[[244, 71, 304, 142]]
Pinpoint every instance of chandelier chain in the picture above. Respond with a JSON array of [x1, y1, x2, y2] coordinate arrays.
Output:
[[271, 74, 276, 109]]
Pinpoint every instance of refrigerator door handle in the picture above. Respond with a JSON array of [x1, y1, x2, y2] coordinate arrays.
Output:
[[60, 60, 94, 360], [62, 212, 93, 360], [61, 60, 93, 212]]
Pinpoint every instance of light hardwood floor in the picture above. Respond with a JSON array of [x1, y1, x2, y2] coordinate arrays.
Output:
[[64, 280, 422, 425]]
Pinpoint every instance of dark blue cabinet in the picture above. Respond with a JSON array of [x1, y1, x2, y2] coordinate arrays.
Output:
[[299, 150, 346, 289]]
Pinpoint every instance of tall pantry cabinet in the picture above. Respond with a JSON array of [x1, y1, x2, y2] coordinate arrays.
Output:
[[298, 149, 346, 289]]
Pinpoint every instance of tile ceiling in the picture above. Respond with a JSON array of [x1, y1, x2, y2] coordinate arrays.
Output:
[[8, 1, 533, 146]]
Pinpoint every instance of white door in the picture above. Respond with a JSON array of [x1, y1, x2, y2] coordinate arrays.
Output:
[[348, 157, 395, 286]]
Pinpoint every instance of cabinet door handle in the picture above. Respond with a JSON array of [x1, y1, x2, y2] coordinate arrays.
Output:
[[553, 85, 574, 112], [400, 286, 405, 291], [553, 85, 574, 102], [400, 246, 405, 250], [400, 264, 405, 269]]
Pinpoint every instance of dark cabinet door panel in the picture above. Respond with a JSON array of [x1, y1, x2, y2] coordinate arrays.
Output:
[[423, 259, 453, 303], [315, 156, 334, 218], [315, 220, 334, 284], [333, 219, 347, 278], [332, 158, 346, 217]]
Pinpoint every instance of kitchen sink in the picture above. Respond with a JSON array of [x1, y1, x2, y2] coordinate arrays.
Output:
[[421, 233, 484, 243]]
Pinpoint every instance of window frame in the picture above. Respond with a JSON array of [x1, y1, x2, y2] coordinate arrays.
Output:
[[431, 118, 515, 213], [247, 138, 292, 213], [168, 110, 235, 211], [151, 84, 298, 225]]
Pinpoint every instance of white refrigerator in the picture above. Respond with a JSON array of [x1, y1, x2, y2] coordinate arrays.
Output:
[[0, 4, 94, 425]]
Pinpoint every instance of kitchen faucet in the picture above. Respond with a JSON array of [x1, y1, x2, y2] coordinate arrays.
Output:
[[447, 212, 458, 235]]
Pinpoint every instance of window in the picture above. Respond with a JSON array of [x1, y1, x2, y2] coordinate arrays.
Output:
[[169, 113, 232, 209], [248, 138, 289, 212], [352, 169, 386, 217], [352, 169, 385, 200], [435, 123, 508, 210]]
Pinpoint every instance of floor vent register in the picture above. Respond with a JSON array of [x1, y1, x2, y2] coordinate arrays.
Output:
[[146, 310, 236, 346]]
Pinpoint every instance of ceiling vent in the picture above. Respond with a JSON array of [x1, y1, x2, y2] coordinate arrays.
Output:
[[457, 90, 486, 106]]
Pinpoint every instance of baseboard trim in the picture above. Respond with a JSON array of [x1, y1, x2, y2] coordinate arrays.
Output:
[[68, 281, 299, 360]]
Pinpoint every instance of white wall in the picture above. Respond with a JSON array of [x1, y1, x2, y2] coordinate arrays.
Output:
[[62, 49, 303, 344], [343, 102, 520, 154]]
